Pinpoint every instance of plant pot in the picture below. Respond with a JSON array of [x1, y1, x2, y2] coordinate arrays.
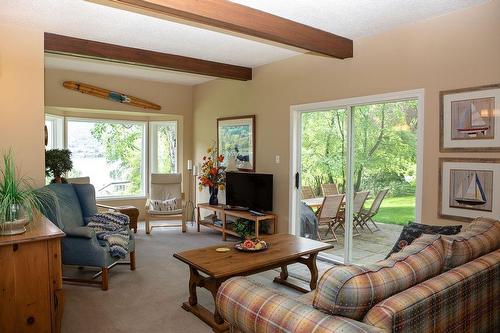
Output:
[[209, 186, 219, 206], [0, 218, 30, 236]]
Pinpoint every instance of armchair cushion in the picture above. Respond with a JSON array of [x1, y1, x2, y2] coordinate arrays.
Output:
[[148, 198, 180, 212], [148, 208, 184, 216], [73, 184, 98, 220], [64, 226, 95, 239], [216, 277, 383, 333], [46, 184, 85, 229]]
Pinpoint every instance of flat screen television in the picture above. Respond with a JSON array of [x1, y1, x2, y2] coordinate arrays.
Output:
[[225, 172, 273, 212]]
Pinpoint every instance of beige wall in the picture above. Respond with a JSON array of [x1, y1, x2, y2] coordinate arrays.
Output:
[[0, 23, 45, 184], [193, 0, 500, 232], [45, 69, 194, 219]]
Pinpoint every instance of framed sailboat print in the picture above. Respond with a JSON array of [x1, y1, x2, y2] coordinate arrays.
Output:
[[440, 83, 500, 152], [439, 158, 500, 221]]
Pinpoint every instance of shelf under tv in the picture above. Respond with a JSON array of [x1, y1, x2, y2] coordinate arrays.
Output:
[[196, 203, 277, 241]]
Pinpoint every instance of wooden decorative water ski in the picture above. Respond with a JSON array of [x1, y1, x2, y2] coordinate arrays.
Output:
[[63, 81, 161, 110]]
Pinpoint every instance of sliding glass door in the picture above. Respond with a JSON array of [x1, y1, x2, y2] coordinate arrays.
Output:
[[292, 91, 422, 264]]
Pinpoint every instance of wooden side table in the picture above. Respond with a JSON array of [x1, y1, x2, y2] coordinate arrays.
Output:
[[196, 203, 277, 240]]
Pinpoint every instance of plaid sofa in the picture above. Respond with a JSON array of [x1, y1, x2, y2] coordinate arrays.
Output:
[[216, 218, 500, 333]]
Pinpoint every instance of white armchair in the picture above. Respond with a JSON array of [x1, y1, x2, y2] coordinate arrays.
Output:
[[145, 173, 187, 234]]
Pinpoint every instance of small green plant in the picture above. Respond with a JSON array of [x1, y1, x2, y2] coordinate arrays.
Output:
[[0, 151, 51, 223], [45, 149, 73, 183], [232, 218, 268, 239], [233, 218, 254, 239]]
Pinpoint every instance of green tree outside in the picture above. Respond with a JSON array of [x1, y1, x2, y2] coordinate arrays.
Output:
[[301, 100, 417, 223]]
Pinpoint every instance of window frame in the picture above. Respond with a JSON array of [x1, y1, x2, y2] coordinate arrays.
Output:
[[65, 116, 148, 200], [44, 114, 65, 150], [149, 120, 179, 174]]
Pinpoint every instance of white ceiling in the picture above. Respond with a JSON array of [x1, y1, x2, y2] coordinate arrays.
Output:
[[1, 0, 490, 85]]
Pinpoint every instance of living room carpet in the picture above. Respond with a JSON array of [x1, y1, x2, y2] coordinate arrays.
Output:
[[62, 224, 303, 333]]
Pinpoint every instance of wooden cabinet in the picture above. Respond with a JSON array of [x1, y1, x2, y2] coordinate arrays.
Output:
[[0, 217, 65, 333]]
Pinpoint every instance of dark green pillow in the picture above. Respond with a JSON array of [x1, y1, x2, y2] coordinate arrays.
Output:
[[386, 222, 462, 259]]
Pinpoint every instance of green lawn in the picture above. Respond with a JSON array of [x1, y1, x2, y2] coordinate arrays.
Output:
[[365, 195, 415, 225]]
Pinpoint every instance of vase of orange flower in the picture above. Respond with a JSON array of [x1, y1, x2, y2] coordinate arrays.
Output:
[[199, 145, 226, 206]]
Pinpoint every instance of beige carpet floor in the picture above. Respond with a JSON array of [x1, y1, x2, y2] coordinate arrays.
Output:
[[61, 224, 303, 333]]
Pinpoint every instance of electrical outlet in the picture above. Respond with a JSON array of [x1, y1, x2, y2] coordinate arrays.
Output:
[[275, 155, 280, 164]]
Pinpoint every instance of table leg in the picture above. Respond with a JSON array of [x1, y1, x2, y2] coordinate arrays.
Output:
[[255, 220, 260, 238], [181, 267, 229, 333], [188, 267, 199, 306], [197, 207, 201, 232], [306, 253, 319, 290], [279, 265, 288, 280], [222, 213, 227, 241], [273, 252, 320, 293], [206, 279, 224, 325]]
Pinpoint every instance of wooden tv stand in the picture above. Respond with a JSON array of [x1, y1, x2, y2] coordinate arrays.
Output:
[[196, 203, 277, 240]]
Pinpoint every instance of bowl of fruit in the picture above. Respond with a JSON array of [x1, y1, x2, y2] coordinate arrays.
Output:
[[235, 239, 268, 252]]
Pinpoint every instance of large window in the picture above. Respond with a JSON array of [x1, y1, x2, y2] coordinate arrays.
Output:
[[67, 119, 146, 198], [150, 121, 178, 173], [45, 114, 179, 199]]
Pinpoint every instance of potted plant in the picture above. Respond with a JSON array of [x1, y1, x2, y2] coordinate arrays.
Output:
[[45, 149, 73, 183], [233, 217, 268, 240], [198, 144, 226, 205], [0, 151, 52, 235], [233, 218, 254, 239]]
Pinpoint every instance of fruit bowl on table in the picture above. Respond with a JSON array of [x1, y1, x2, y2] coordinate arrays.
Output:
[[235, 239, 269, 252]]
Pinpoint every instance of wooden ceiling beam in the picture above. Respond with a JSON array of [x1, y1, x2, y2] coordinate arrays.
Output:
[[44, 33, 252, 81], [106, 0, 353, 59]]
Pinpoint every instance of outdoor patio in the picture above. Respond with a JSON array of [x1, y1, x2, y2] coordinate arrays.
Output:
[[321, 222, 403, 264], [283, 222, 403, 284]]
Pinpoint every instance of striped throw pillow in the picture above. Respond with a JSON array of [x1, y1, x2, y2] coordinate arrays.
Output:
[[442, 217, 500, 270], [149, 198, 178, 212], [312, 234, 444, 320]]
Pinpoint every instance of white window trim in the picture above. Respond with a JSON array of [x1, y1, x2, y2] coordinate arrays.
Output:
[[45, 114, 65, 149], [47, 115, 180, 200], [149, 120, 179, 174], [289, 88, 425, 264]]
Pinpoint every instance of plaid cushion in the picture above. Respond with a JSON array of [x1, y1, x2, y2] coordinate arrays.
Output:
[[442, 217, 500, 270], [364, 250, 500, 333], [216, 277, 384, 333], [313, 234, 444, 320]]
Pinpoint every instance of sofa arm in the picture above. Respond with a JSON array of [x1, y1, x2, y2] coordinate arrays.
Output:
[[64, 226, 95, 239], [216, 277, 384, 333]]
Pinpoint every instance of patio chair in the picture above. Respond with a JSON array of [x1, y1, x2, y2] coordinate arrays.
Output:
[[315, 194, 344, 242], [300, 185, 315, 199], [145, 173, 187, 234], [356, 189, 388, 232], [333, 191, 369, 236], [321, 183, 338, 196]]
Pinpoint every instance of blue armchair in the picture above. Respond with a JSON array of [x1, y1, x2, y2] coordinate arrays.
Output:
[[41, 183, 136, 290]]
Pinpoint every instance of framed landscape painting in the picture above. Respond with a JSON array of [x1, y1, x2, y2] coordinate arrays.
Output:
[[217, 115, 255, 172], [440, 84, 500, 152], [439, 158, 500, 221]]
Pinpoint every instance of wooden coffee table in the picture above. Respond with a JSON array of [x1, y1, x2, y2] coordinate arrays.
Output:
[[173, 234, 333, 332]]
